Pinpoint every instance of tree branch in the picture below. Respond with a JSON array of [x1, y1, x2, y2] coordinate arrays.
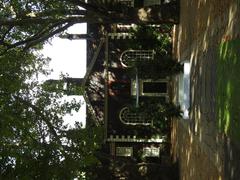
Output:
[[0, 19, 78, 54], [24, 22, 75, 50], [0, 16, 80, 26], [7, 21, 66, 50], [66, 0, 110, 18], [0, 26, 13, 43], [35, 9, 86, 17], [14, 95, 61, 143]]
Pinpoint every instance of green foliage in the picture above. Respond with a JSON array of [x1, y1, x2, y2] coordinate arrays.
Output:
[[128, 25, 173, 56], [123, 25, 183, 79], [0, 48, 102, 179], [0, 0, 179, 55], [126, 55, 183, 79], [129, 99, 182, 133], [217, 39, 240, 141], [42, 77, 84, 96], [134, 55, 183, 79]]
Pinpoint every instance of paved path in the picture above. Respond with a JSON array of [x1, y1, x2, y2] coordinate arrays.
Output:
[[171, 0, 240, 179]]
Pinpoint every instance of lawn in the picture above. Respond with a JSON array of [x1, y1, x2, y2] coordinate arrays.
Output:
[[217, 39, 240, 141]]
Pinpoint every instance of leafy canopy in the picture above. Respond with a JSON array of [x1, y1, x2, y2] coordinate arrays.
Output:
[[0, 0, 179, 54], [0, 38, 102, 180]]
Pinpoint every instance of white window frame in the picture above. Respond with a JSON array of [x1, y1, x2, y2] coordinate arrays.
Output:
[[118, 0, 134, 7], [131, 79, 168, 97], [144, 0, 162, 6], [119, 106, 152, 125], [120, 50, 155, 67], [116, 146, 133, 157], [142, 147, 160, 157]]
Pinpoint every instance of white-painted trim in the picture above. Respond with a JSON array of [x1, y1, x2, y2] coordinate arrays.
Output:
[[107, 135, 166, 143], [118, 0, 134, 7], [142, 147, 160, 157], [131, 79, 169, 97], [118, 106, 152, 125], [120, 49, 155, 67], [116, 146, 133, 157], [144, 0, 162, 6], [108, 32, 134, 40]]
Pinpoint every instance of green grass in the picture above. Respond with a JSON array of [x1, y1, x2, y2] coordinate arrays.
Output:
[[217, 39, 240, 141]]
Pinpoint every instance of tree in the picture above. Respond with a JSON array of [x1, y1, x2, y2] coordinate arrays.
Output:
[[0, 48, 103, 179], [128, 25, 173, 56], [118, 25, 183, 78], [59, 33, 95, 41], [0, 0, 179, 54], [132, 56, 184, 79]]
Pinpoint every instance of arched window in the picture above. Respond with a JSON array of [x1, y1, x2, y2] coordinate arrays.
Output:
[[120, 50, 155, 67], [119, 107, 152, 125]]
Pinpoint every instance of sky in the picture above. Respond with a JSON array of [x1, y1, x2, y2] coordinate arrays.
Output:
[[41, 23, 87, 128]]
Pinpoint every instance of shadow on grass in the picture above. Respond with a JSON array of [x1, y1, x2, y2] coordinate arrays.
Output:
[[217, 39, 240, 141]]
